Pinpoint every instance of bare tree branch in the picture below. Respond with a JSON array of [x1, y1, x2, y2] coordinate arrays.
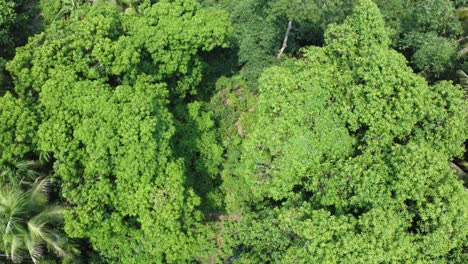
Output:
[[277, 20, 292, 59], [457, 69, 468, 79]]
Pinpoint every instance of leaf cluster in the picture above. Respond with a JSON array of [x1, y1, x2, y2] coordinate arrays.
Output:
[[223, 0, 468, 262]]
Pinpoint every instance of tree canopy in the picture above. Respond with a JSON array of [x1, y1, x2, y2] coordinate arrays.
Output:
[[222, 0, 468, 262], [0, 0, 466, 262], [7, 0, 232, 261]]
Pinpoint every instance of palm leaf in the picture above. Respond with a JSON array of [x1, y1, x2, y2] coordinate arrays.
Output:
[[14, 160, 41, 177], [28, 178, 51, 208], [0, 160, 41, 184], [0, 174, 74, 262], [0, 187, 29, 219], [56, 6, 74, 19], [38, 152, 51, 164], [5, 216, 22, 236], [10, 234, 24, 263], [40, 231, 70, 258], [29, 206, 64, 230], [28, 205, 67, 258], [24, 233, 42, 264]]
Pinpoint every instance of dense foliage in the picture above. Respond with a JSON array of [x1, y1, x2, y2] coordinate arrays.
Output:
[[0, 0, 41, 87], [222, 1, 467, 262], [7, 0, 231, 262], [201, 0, 466, 87], [0, 0, 466, 263], [0, 93, 37, 173]]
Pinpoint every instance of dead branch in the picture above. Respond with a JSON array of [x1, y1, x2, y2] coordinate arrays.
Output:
[[277, 20, 293, 59]]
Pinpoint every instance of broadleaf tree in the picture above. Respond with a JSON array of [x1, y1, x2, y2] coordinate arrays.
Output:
[[222, 0, 468, 262], [0, 92, 38, 182], [7, 0, 232, 262]]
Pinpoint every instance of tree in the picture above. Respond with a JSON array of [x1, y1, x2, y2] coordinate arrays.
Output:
[[456, 6, 468, 90], [0, 177, 75, 263], [222, 0, 468, 262], [201, 0, 354, 89], [0, 93, 38, 181], [0, 0, 41, 88], [0, 0, 16, 56], [40, 0, 143, 23], [171, 101, 225, 214], [375, 0, 464, 81], [7, 0, 232, 261], [202, 0, 465, 88]]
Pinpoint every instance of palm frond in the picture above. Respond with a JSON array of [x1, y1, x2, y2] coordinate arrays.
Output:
[[0, 173, 72, 262], [3, 238, 9, 259], [3, 188, 30, 219], [0, 160, 41, 184], [28, 178, 51, 208], [31, 177, 50, 195], [10, 234, 24, 263], [24, 233, 43, 264], [14, 160, 41, 174], [56, 6, 72, 18], [27, 220, 45, 242], [29, 206, 65, 226], [38, 152, 51, 164], [27, 206, 64, 248], [5, 216, 22, 236], [40, 231, 70, 258], [0, 166, 14, 183], [15, 160, 40, 180]]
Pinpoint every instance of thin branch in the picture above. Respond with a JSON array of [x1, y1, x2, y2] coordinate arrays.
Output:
[[457, 70, 468, 79], [457, 47, 468, 58], [456, 36, 468, 43], [277, 20, 293, 59], [450, 162, 468, 185]]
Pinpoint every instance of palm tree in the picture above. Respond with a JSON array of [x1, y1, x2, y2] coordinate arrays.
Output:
[[0, 177, 76, 263], [0, 159, 41, 185]]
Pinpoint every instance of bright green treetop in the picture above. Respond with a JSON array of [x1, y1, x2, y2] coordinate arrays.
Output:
[[224, 0, 468, 262], [7, 1, 231, 262], [0, 93, 38, 173]]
